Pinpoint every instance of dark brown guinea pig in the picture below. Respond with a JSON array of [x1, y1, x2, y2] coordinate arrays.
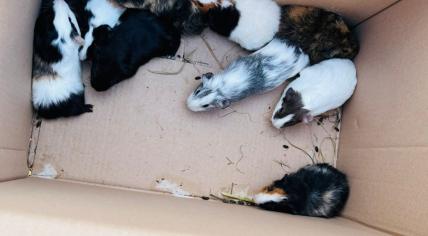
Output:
[[277, 5, 359, 64]]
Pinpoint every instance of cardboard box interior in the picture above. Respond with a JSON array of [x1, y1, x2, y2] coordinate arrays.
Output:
[[0, 0, 427, 235]]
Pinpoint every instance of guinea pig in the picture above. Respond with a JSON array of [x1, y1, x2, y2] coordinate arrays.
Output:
[[77, 0, 125, 61], [114, 0, 206, 35], [271, 58, 357, 129], [186, 37, 309, 112], [200, 0, 281, 51], [277, 5, 359, 64], [254, 163, 350, 218], [32, 0, 92, 119], [201, 2, 358, 61], [90, 9, 181, 91]]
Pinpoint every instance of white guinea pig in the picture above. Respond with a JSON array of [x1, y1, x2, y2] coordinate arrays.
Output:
[[271, 58, 357, 129], [200, 0, 281, 51], [187, 37, 309, 112]]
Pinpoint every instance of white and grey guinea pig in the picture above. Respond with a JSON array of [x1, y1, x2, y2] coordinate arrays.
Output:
[[271, 58, 357, 129], [197, 0, 281, 51], [32, 0, 92, 119], [254, 163, 350, 218], [187, 37, 309, 112], [78, 0, 125, 61]]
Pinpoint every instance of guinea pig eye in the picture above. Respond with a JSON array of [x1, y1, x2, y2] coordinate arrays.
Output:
[[195, 89, 201, 95], [202, 104, 209, 108]]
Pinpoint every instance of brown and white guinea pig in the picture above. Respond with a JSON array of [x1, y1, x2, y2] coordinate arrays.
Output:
[[76, 0, 125, 61], [198, 1, 358, 61], [90, 9, 181, 91], [114, 0, 206, 35], [197, 0, 281, 51], [271, 58, 356, 129], [254, 163, 350, 218], [277, 5, 359, 64], [32, 0, 93, 119]]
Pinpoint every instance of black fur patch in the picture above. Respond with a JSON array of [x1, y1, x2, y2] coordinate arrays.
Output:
[[276, 5, 359, 64], [33, 0, 62, 64], [259, 163, 349, 218], [206, 5, 240, 37], [90, 9, 181, 91], [273, 87, 309, 127], [35, 92, 93, 119]]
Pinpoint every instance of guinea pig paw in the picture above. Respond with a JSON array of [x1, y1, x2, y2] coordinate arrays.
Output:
[[84, 104, 94, 113]]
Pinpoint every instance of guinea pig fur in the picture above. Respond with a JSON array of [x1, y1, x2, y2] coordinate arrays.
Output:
[[90, 9, 181, 91], [32, 0, 92, 119], [72, 0, 125, 61], [203, 0, 281, 51], [187, 37, 309, 112], [277, 5, 359, 64], [254, 163, 350, 218], [271, 58, 357, 129], [114, 0, 206, 35]]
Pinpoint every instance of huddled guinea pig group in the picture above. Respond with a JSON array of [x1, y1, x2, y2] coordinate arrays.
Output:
[[32, 0, 358, 218], [188, 0, 359, 129]]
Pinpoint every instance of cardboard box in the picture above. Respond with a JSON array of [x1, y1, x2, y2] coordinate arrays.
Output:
[[0, 0, 426, 235]]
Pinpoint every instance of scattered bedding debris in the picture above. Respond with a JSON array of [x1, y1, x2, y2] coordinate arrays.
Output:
[[155, 179, 191, 198], [33, 163, 58, 179]]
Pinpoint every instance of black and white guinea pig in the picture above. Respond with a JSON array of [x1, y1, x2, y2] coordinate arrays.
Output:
[[271, 58, 356, 129], [77, 0, 125, 61], [114, 0, 206, 35], [90, 9, 181, 91], [277, 5, 359, 64], [32, 0, 92, 119], [197, 0, 281, 51], [254, 163, 350, 218], [187, 37, 309, 112]]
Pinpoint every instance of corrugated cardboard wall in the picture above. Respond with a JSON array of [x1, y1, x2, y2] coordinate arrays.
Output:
[[277, 0, 398, 24], [338, 1, 428, 235], [0, 0, 41, 181]]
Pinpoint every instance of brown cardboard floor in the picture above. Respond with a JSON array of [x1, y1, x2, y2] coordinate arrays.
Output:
[[30, 30, 341, 197]]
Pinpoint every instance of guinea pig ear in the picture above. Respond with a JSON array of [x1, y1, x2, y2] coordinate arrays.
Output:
[[284, 88, 297, 102], [217, 99, 231, 109]]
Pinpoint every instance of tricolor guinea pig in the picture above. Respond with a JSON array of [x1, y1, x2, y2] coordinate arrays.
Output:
[[186, 37, 309, 112], [271, 58, 357, 129], [32, 0, 92, 119], [254, 163, 350, 218], [90, 9, 181, 91], [199, 1, 359, 62], [198, 0, 281, 51], [77, 0, 125, 61], [115, 0, 206, 35]]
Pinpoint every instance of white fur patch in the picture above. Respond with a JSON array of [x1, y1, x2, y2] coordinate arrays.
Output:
[[230, 0, 281, 50], [272, 114, 294, 129], [79, 0, 125, 60], [254, 193, 287, 204], [155, 179, 191, 198]]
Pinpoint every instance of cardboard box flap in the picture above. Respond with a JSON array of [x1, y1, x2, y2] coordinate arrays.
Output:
[[0, 178, 388, 236], [0, 0, 40, 181], [338, 1, 428, 235]]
